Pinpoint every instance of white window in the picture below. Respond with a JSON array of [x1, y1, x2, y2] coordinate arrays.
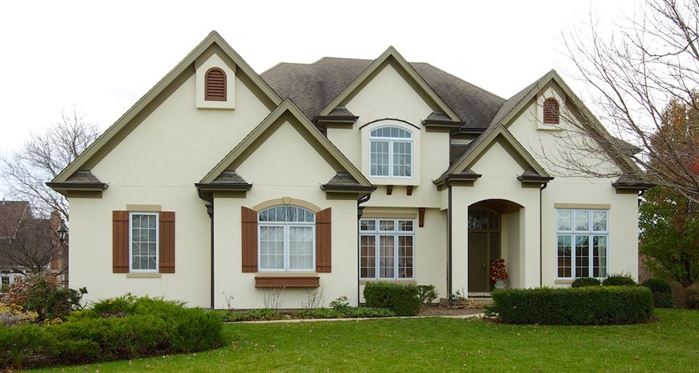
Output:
[[369, 127, 413, 177], [258, 205, 315, 271], [556, 209, 608, 279], [129, 212, 159, 272], [360, 218, 414, 279]]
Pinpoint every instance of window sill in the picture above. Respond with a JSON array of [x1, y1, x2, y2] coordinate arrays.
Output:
[[255, 275, 319, 288], [126, 272, 162, 279], [359, 279, 416, 286], [554, 279, 573, 285]]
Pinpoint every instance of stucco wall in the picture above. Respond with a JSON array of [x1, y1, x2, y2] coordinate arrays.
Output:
[[68, 59, 272, 307]]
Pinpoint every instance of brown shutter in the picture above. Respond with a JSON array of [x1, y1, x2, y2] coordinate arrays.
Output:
[[241, 207, 258, 272], [316, 208, 332, 273], [112, 211, 129, 273], [205, 68, 226, 101], [159, 211, 175, 273]]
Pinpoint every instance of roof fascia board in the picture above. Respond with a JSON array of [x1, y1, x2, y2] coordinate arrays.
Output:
[[200, 100, 372, 187], [317, 47, 460, 121], [52, 31, 281, 184]]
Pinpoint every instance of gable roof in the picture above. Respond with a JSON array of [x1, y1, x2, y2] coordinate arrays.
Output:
[[261, 57, 504, 129], [0, 201, 30, 239], [199, 99, 373, 192], [437, 124, 551, 186], [50, 31, 282, 185], [487, 69, 640, 175]]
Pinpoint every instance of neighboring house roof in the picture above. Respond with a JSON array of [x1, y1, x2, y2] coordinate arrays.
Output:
[[0, 201, 30, 239], [0, 216, 55, 269], [198, 99, 375, 195], [261, 57, 505, 129], [50, 31, 282, 186]]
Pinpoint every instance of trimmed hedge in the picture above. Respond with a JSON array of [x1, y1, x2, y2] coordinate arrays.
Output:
[[488, 287, 654, 325], [603, 275, 636, 286], [571, 277, 601, 288], [0, 297, 223, 369], [641, 279, 673, 308], [364, 282, 421, 316], [216, 307, 395, 322]]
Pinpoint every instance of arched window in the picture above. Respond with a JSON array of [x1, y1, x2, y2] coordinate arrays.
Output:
[[543, 97, 560, 124], [369, 127, 413, 177], [205, 67, 226, 101], [258, 205, 315, 271]]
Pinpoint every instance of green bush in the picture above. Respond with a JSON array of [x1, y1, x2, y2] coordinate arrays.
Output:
[[295, 307, 395, 319], [416, 285, 438, 304], [602, 274, 636, 286], [641, 279, 673, 308], [363, 282, 421, 316], [488, 286, 654, 325], [0, 297, 223, 369], [571, 277, 601, 288]]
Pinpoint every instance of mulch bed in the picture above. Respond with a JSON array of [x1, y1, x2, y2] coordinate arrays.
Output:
[[418, 304, 484, 316]]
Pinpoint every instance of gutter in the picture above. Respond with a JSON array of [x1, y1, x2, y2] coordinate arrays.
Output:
[[447, 185, 453, 298], [207, 203, 214, 309]]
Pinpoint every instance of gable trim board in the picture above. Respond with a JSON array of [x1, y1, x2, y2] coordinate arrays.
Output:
[[197, 99, 375, 197], [49, 31, 282, 188], [316, 46, 461, 123]]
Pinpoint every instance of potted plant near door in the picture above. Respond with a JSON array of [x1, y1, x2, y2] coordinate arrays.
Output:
[[490, 259, 509, 289]]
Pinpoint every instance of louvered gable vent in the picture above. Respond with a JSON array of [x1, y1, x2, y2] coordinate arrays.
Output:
[[205, 67, 227, 101]]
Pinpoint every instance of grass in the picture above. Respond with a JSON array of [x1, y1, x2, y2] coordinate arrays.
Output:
[[37, 309, 698, 372]]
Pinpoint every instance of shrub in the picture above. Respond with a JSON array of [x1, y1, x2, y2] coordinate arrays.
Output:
[[488, 286, 654, 325], [602, 274, 636, 286], [1, 273, 86, 321], [329, 296, 350, 311], [641, 279, 673, 308], [295, 307, 395, 319], [571, 277, 601, 288], [416, 285, 438, 304], [364, 282, 421, 316], [0, 303, 38, 326], [687, 287, 699, 309], [0, 296, 223, 369]]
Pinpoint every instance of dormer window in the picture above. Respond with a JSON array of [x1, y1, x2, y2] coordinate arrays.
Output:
[[543, 98, 560, 124], [205, 68, 226, 101]]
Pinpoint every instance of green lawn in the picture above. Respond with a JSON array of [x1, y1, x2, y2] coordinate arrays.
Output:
[[38, 309, 698, 372]]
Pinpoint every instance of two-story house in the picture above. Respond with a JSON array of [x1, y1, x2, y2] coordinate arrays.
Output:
[[48, 32, 648, 308]]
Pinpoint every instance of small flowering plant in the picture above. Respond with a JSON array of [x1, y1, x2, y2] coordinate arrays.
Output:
[[490, 259, 509, 282]]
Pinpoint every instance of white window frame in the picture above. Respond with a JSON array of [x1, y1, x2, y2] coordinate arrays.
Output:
[[369, 127, 413, 178], [555, 208, 609, 280], [359, 218, 415, 280], [129, 212, 159, 273], [258, 206, 316, 272]]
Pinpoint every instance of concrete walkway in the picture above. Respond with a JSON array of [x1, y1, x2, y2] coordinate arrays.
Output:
[[233, 313, 485, 324]]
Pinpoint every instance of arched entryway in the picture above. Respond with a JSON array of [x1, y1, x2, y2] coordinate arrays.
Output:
[[467, 199, 522, 294]]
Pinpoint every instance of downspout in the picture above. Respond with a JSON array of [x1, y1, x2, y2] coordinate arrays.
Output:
[[447, 185, 453, 298], [207, 202, 214, 309], [357, 193, 371, 305], [539, 183, 547, 287]]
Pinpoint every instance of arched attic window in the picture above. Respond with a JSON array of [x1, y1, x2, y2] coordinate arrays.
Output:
[[543, 97, 560, 125], [205, 67, 226, 101]]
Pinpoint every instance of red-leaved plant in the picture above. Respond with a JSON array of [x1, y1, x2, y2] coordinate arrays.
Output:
[[490, 259, 509, 282]]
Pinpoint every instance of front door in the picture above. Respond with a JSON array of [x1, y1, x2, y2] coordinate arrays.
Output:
[[468, 232, 490, 292]]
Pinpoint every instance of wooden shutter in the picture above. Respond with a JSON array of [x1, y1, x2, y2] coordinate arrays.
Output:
[[159, 211, 175, 273], [112, 211, 129, 273], [205, 68, 226, 101], [316, 208, 332, 273], [241, 207, 258, 272]]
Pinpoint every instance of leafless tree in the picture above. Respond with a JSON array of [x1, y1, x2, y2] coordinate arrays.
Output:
[[0, 209, 66, 276], [557, 0, 699, 201], [1, 110, 99, 221]]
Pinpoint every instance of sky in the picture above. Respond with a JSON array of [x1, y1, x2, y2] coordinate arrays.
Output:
[[0, 0, 637, 196]]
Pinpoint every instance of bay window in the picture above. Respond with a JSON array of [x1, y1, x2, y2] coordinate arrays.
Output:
[[556, 209, 608, 279], [360, 218, 414, 279]]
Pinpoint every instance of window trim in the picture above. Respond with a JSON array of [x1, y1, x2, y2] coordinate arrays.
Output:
[[359, 218, 415, 280], [128, 212, 159, 273], [368, 127, 414, 178], [555, 208, 609, 280], [257, 206, 316, 272]]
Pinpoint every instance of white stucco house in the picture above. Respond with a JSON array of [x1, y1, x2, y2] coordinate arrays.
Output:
[[48, 31, 649, 309]]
